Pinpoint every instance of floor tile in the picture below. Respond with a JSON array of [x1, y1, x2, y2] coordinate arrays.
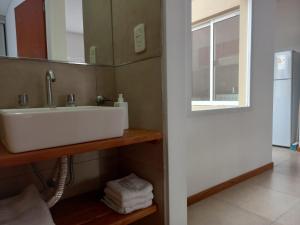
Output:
[[275, 201, 300, 225], [214, 182, 299, 221], [272, 147, 294, 166], [249, 170, 300, 198], [274, 157, 300, 177], [188, 149, 300, 225], [213, 181, 259, 205], [188, 198, 271, 225]]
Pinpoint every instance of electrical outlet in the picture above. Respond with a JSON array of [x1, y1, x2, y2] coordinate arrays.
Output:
[[134, 24, 146, 53], [89, 46, 97, 64]]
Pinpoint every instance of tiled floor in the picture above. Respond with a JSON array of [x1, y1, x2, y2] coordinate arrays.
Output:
[[188, 147, 300, 225]]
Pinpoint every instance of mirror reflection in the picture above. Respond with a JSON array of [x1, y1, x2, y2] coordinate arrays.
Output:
[[0, 0, 111, 65]]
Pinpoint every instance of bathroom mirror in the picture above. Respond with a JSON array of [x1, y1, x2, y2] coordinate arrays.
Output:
[[0, 0, 161, 66], [0, 0, 114, 65]]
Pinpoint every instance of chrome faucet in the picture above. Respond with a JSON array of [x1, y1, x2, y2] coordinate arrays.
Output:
[[66, 94, 76, 107], [45, 70, 56, 107]]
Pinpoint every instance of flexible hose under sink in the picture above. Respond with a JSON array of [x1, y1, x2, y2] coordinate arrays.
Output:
[[47, 156, 68, 208]]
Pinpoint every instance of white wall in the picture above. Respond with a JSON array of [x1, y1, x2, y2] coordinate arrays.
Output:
[[164, 0, 188, 224], [186, 0, 275, 196], [65, 0, 83, 34], [45, 0, 68, 61], [66, 32, 85, 63], [164, 0, 275, 223], [5, 0, 24, 57]]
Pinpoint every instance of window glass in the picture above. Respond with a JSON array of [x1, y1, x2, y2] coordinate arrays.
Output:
[[213, 16, 239, 101], [192, 26, 210, 101], [0, 24, 6, 56]]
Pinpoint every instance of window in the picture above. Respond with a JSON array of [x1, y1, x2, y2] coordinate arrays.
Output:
[[0, 16, 6, 57], [191, 5, 252, 111], [192, 11, 240, 106], [0, 24, 6, 56]]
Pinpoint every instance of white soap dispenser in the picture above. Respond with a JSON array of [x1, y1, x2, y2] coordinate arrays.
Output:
[[114, 94, 129, 130]]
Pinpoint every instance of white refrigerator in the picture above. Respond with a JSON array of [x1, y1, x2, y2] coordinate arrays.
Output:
[[272, 51, 300, 147]]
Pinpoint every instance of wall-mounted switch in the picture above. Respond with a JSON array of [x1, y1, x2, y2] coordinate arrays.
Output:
[[134, 23, 146, 53], [89, 46, 97, 64]]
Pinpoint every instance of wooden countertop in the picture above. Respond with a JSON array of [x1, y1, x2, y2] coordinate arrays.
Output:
[[51, 192, 157, 225], [0, 129, 163, 167]]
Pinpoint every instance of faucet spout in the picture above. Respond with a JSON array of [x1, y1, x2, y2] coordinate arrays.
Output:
[[46, 70, 56, 107]]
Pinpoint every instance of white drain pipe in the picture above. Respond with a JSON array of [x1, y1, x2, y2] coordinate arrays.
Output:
[[47, 156, 68, 208]]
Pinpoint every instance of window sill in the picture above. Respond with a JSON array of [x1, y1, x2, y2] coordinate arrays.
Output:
[[192, 105, 239, 111], [191, 104, 250, 112]]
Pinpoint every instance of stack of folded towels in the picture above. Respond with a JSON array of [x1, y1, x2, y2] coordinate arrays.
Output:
[[102, 173, 154, 214]]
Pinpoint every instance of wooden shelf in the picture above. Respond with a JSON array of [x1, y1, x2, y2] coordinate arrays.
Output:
[[0, 129, 162, 168], [51, 192, 158, 225]]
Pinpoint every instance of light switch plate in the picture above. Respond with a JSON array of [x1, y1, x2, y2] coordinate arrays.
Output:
[[134, 24, 146, 53]]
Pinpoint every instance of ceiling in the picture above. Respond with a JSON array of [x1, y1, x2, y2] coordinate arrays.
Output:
[[0, 0, 12, 16]]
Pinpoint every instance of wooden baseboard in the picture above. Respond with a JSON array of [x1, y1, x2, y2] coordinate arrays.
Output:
[[187, 162, 274, 206]]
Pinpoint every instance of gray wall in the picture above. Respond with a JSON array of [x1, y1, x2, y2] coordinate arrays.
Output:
[[115, 57, 164, 225], [112, 0, 162, 65], [0, 1, 165, 224], [83, 0, 114, 65], [0, 59, 115, 109], [113, 1, 164, 224], [274, 0, 300, 52], [0, 59, 119, 199]]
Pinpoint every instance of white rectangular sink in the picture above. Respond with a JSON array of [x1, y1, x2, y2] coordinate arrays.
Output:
[[0, 106, 125, 153]]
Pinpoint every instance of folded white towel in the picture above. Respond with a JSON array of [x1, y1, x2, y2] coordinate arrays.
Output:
[[0, 185, 55, 225], [106, 173, 153, 201], [102, 196, 152, 214], [104, 187, 154, 208]]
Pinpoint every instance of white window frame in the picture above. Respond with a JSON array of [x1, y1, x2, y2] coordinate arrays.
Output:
[[192, 10, 240, 106]]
